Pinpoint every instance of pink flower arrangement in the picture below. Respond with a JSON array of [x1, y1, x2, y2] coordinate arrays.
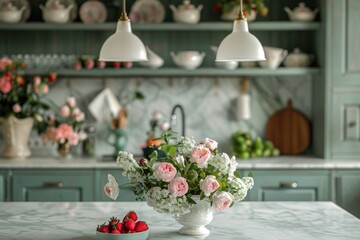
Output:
[[0, 57, 56, 120], [42, 97, 85, 147], [106, 132, 254, 214]]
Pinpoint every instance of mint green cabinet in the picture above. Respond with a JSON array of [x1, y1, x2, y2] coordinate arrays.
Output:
[[0, 171, 5, 201], [335, 171, 360, 218], [12, 170, 93, 201], [245, 170, 330, 201], [96, 170, 136, 201]]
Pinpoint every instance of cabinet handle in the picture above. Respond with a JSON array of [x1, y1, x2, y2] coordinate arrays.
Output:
[[279, 181, 298, 189], [43, 182, 64, 188]]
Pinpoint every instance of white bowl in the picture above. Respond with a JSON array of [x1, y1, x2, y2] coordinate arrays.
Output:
[[96, 230, 149, 240], [170, 51, 205, 70]]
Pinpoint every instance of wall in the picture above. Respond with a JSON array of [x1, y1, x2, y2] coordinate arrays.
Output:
[[13, 75, 312, 158]]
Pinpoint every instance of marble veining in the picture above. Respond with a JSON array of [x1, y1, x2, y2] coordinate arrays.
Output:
[[1, 156, 360, 169], [0, 202, 359, 240]]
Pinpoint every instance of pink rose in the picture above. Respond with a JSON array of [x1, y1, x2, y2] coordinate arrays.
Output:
[[200, 176, 220, 197], [97, 61, 106, 69], [0, 76, 12, 94], [104, 174, 119, 200], [154, 162, 177, 182], [66, 97, 76, 108], [75, 112, 85, 122], [12, 104, 22, 113], [72, 107, 81, 117], [60, 105, 70, 118], [203, 138, 218, 151], [33, 76, 41, 85], [68, 132, 79, 146], [213, 191, 234, 211], [168, 177, 188, 197], [56, 123, 73, 140], [42, 84, 49, 94], [34, 83, 48, 95], [0, 57, 12, 70], [190, 145, 211, 168], [160, 122, 170, 131]]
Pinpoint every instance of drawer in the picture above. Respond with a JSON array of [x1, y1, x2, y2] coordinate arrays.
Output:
[[332, 92, 360, 158], [244, 170, 330, 201], [12, 170, 93, 202], [96, 170, 137, 201]]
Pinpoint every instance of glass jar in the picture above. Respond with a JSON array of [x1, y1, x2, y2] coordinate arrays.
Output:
[[82, 126, 96, 157]]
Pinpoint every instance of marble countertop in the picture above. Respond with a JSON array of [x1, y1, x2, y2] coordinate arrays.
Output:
[[0, 156, 360, 169], [0, 202, 359, 240]]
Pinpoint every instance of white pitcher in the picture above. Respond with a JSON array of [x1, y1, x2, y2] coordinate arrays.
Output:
[[259, 47, 288, 69]]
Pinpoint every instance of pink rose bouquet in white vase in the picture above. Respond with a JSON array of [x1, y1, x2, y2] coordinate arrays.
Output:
[[105, 131, 254, 236]]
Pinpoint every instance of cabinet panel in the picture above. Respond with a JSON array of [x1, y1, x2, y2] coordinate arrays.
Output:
[[245, 170, 329, 201], [96, 170, 136, 201], [12, 170, 93, 201], [335, 171, 360, 218], [332, 93, 360, 158], [331, 0, 360, 85]]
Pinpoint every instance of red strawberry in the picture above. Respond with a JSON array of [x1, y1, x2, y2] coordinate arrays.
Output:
[[116, 222, 123, 231], [48, 73, 57, 83], [110, 217, 119, 225], [99, 224, 110, 233], [124, 219, 136, 231], [135, 221, 149, 232], [111, 229, 121, 234], [127, 211, 138, 221]]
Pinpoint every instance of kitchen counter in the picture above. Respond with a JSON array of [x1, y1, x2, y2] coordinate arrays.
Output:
[[0, 202, 359, 239], [0, 156, 360, 169]]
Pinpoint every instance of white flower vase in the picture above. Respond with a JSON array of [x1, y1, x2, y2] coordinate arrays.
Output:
[[0, 116, 34, 159], [175, 199, 213, 236]]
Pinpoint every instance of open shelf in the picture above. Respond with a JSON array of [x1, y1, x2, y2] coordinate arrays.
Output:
[[25, 67, 320, 77], [0, 22, 321, 31]]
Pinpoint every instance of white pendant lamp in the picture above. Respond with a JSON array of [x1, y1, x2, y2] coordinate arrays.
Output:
[[99, 0, 148, 62], [216, 0, 265, 62]]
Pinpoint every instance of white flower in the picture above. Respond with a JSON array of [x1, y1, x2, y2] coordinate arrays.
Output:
[[177, 136, 196, 155], [175, 155, 185, 166], [208, 153, 231, 176], [203, 138, 218, 151], [104, 174, 119, 200], [153, 111, 162, 120], [228, 177, 252, 202], [160, 122, 170, 131], [242, 177, 254, 190]]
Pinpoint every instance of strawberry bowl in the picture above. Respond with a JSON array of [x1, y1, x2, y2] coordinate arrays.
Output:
[[96, 230, 149, 240]]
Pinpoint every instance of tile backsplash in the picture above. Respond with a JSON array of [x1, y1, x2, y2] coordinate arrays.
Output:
[[0, 76, 312, 157]]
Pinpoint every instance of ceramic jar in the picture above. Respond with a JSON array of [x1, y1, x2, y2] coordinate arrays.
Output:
[[284, 48, 313, 67], [0, 116, 34, 159]]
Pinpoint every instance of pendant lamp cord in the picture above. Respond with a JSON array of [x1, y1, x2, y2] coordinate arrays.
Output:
[[237, 0, 246, 20], [120, 0, 129, 21]]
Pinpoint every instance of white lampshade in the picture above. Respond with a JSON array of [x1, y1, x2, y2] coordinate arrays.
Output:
[[216, 19, 265, 62], [99, 20, 148, 62]]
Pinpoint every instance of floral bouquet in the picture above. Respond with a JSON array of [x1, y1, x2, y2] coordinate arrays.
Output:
[[214, 0, 269, 18], [105, 131, 254, 214], [0, 57, 56, 120], [41, 97, 86, 156]]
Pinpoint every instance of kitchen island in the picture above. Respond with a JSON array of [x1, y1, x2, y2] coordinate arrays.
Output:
[[0, 202, 359, 240]]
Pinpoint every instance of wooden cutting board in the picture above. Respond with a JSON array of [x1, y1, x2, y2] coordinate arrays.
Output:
[[265, 100, 311, 155]]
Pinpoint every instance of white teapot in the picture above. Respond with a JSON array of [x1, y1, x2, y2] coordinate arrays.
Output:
[[170, 0, 203, 24], [284, 2, 319, 22], [171, 51, 205, 69], [40, 0, 74, 23], [0, 2, 26, 23], [284, 48, 314, 67]]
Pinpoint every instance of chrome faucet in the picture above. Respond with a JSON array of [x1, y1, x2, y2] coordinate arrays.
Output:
[[170, 104, 185, 136]]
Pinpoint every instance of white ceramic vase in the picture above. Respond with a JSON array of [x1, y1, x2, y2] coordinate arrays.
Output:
[[0, 116, 34, 159], [175, 199, 213, 235]]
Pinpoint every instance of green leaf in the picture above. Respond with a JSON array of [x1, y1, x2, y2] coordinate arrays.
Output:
[[234, 171, 241, 178], [248, 172, 254, 178], [200, 192, 205, 200], [186, 196, 197, 205]]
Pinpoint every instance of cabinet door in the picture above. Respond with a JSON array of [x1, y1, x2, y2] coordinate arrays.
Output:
[[336, 171, 360, 218], [0, 173, 4, 201], [244, 170, 330, 201], [331, 0, 360, 86], [332, 93, 360, 158], [96, 170, 137, 201], [12, 170, 93, 201]]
